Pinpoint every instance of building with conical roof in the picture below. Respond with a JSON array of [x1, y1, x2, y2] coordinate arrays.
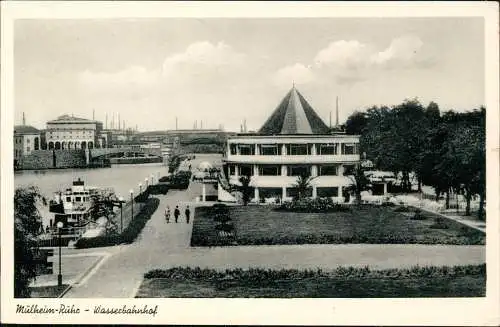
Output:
[[223, 86, 360, 203]]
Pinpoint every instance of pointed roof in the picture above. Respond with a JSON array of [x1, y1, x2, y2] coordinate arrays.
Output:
[[258, 86, 330, 135]]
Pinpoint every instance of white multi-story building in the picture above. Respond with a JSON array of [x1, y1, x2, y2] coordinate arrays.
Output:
[[14, 125, 41, 162], [46, 115, 106, 149], [223, 86, 360, 202]]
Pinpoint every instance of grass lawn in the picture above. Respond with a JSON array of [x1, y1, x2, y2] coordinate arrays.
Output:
[[135, 265, 485, 298], [191, 205, 485, 247], [29, 284, 69, 298]]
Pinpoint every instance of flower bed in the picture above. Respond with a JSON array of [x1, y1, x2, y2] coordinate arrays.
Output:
[[275, 197, 351, 213], [190, 205, 485, 247], [136, 264, 486, 298]]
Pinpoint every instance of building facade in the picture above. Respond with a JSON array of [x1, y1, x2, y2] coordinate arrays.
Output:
[[45, 115, 106, 149], [223, 86, 360, 202], [14, 125, 41, 163]]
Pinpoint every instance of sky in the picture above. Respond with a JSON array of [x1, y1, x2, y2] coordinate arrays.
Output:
[[14, 18, 484, 132]]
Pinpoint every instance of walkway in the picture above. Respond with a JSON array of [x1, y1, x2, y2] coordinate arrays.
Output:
[[62, 154, 485, 297]]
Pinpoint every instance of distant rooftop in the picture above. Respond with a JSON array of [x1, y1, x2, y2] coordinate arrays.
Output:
[[14, 125, 40, 134], [47, 114, 99, 124]]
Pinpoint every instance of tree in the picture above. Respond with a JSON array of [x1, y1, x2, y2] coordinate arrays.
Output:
[[344, 165, 371, 204], [237, 175, 253, 206], [14, 186, 45, 297], [292, 172, 315, 200], [345, 111, 368, 135]]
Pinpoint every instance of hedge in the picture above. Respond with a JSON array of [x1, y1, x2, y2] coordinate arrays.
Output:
[[144, 264, 486, 280], [74, 197, 160, 249]]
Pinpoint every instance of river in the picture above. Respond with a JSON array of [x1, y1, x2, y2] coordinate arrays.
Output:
[[14, 163, 169, 227]]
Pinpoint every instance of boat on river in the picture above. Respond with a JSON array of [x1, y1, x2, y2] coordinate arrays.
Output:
[[48, 178, 115, 228]]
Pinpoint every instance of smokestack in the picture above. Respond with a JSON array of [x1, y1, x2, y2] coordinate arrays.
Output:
[[123, 120, 125, 131], [240, 124, 243, 133], [22, 112, 26, 125], [329, 111, 332, 128], [105, 113, 108, 129], [201, 120, 203, 129], [93, 109, 95, 120], [336, 96, 339, 127], [243, 119, 247, 132], [111, 113, 114, 130], [176, 117, 178, 130], [118, 113, 121, 130]]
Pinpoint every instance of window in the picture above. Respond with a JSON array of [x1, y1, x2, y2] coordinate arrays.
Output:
[[27, 147, 30, 152], [286, 187, 312, 198], [66, 197, 71, 202], [75, 197, 82, 202], [317, 187, 339, 197], [260, 144, 280, 156], [230, 144, 237, 155], [318, 144, 337, 155], [239, 144, 254, 155], [259, 165, 281, 176], [229, 165, 236, 176], [286, 144, 309, 155], [287, 165, 310, 176], [238, 165, 253, 176], [341, 143, 359, 155], [27, 139, 30, 143], [319, 165, 338, 176]]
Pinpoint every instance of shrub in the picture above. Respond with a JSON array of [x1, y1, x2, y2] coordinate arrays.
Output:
[[75, 198, 160, 248], [148, 184, 169, 195]]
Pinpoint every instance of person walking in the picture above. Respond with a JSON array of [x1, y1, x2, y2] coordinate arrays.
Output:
[[174, 206, 180, 223], [165, 206, 171, 223], [185, 205, 191, 224]]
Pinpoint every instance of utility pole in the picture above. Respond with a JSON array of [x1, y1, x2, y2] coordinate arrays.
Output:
[[336, 96, 339, 127]]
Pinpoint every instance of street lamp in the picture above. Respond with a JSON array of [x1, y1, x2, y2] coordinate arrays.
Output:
[[145, 177, 149, 189], [150, 174, 154, 186], [139, 183, 142, 195], [129, 189, 134, 221], [118, 196, 124, 233], [56, 221, 64, 286]]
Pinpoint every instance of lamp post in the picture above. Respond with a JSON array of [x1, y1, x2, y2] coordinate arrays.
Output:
[[145, 177, 149, 189], [139, 183, 142, 195], [118, 196, 124, 233], [56, 221, 64, 286], [151, 174, 154, 186], [130, 190, 134, 222]]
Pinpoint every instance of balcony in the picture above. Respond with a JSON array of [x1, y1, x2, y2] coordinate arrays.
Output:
[[228, 175, 354, 188], [224, 154, 360, 164]]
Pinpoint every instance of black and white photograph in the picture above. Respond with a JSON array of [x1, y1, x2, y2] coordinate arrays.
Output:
[[1, 1, 499, 325]]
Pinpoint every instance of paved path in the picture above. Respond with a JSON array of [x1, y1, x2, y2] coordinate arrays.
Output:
[[62, 154, 485, 298]]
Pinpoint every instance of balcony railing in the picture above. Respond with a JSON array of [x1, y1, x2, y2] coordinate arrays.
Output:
[[225, 154, 360, 164]]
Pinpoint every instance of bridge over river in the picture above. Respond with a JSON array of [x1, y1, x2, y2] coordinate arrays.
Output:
[[90, 147, 163, 159]]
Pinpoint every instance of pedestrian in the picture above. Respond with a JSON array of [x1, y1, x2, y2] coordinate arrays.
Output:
[[174, 206, 180, 223], [185, 205, 191, 224], [165, 206, 171, 223]]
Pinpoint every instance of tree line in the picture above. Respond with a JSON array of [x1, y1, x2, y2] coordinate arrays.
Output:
[[344, 99, 485, 219]]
